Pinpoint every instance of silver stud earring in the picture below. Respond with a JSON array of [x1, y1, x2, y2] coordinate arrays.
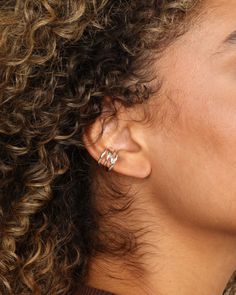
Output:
[[97, 147, 119, 171]]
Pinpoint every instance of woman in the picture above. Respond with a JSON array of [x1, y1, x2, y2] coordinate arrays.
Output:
[[1, 0, 236, 294]]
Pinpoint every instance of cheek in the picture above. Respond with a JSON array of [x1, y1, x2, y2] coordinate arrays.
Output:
[[148, 77, 236, 234]]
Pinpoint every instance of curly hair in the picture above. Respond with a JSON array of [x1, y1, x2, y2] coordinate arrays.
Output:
[[0, 0, 234, 294]]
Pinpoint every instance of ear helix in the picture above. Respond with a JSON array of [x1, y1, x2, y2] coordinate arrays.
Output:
[[97, 147, 119, 172]]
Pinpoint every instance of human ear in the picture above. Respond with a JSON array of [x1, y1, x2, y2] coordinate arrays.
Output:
[[82, 99, 152, 179]]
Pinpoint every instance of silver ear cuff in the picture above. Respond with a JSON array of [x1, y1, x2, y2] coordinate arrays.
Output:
[[97, 147, 119, 171]]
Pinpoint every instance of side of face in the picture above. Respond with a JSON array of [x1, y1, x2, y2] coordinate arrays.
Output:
[[146, 0, 236, 233]]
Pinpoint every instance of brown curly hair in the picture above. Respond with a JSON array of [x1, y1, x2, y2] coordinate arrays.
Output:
[[0, 0, 235, 294]]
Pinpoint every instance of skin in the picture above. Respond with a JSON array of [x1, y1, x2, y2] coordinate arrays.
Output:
[[82, 0, 236, 294]]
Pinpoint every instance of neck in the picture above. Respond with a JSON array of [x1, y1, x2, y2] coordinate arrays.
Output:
[[84, 182, 236, 295]]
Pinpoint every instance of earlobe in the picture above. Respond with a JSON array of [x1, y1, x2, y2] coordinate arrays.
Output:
[[113, 148, 152, 178], [82, 102, 152, 179]]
